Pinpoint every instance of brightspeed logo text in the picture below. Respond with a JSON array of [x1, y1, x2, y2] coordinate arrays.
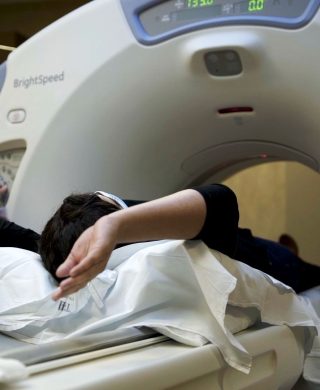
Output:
[[13, 71, 65, 89]]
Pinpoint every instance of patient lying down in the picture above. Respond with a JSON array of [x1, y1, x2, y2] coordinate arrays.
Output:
[[1, 238, 319, 376], [0, 184, 317, 297], [35, 184, 320, 299], [1, 184, 319, 376]]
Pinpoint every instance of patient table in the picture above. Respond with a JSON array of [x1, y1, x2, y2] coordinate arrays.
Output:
[[0, 323, 310, 389], [0, 0, 319, 388]]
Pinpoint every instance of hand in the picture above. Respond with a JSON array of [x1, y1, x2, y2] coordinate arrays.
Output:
[[52, 215, 118, 300]]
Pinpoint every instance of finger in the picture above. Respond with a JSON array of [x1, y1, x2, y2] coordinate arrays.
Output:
[[52, 284, 84, 300], [52, 257, 106, 300], [56, 227, 93, 278], [61, 263, 103, 291], [69, 250, 110, 278], [52, 278, 87, 300], [52, 287, 64, 301], [56, 253, 79, 278]]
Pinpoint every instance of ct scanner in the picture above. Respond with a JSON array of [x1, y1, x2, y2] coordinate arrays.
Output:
[[0, 0, 319, 388], [1, 0, 320, 231]]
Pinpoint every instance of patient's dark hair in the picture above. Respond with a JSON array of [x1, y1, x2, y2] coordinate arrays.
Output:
[[39, 193, 121, 282]]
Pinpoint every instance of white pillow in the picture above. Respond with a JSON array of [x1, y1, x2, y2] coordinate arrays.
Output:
[[0, 248, 55, 312], [0, 247, 117, 333]]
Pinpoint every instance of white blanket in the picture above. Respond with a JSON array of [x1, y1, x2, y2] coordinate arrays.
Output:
[[0, 241, 319, 374]]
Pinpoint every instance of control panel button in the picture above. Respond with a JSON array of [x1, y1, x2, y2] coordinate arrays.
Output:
[[7, 109, 26, 124]]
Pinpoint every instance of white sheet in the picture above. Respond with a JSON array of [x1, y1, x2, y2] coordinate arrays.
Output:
[[300, 287, 320, 384], [0, 241, 318, 374]]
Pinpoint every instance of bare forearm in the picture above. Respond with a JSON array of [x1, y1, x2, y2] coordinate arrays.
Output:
[[53, 188, 207, 300], [105, 189, 207, 244]]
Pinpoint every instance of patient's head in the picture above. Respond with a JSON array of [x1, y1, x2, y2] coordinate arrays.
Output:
[[39, 193, 121, 281]]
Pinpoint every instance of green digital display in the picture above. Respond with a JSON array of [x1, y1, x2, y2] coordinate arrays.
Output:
[[187, 0, 265, 12], [139, 0, 314, 41], [187, 0, 214, 8], [248, 0, 265, 12]]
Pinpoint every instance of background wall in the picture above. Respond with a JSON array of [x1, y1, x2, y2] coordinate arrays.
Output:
[[0, 0, 91, 63], [223, 161, 320, 266]]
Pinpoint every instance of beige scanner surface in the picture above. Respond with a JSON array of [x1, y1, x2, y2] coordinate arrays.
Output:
[[1, 325, 305, 390]]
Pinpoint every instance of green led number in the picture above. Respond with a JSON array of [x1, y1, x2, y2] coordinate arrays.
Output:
[[187, 0, 214, 8], [248, 0, 265, 12]]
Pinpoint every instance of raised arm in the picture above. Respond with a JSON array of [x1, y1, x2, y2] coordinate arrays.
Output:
[[52, 184, 239, 300], [52, 189, 207, 299]]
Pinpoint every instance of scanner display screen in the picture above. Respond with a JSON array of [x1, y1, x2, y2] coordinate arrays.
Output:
[[140, 0, 314, 36]]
